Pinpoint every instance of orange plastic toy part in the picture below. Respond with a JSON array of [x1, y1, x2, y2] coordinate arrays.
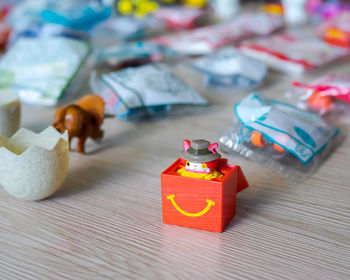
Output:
[[251, 131, 266, 147], [307, 91, 333, 111], [272, 143, 285, 153], [161, 158, 249, 232]]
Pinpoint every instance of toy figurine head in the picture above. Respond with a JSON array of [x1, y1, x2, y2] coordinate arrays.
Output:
[[181, 139, 221, 174]]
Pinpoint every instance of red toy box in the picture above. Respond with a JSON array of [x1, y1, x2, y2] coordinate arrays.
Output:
[[161, 158, 248, 232]]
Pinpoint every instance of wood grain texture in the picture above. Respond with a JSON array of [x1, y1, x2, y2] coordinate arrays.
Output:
[[0, 51, 350, 280]]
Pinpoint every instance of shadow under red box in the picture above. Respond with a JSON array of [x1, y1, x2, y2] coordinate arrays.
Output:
[[161, 158, 248, 232]]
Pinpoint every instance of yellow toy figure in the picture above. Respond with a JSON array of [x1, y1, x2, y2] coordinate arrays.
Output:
[[116, 0, 207, 18], [183, 0, 207, 8]]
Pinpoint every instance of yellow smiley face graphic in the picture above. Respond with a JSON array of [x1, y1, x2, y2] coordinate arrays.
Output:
[[167, 194, 215, 217]]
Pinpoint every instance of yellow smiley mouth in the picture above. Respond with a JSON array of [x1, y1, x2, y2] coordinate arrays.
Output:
[[167, 194, 215, 217]]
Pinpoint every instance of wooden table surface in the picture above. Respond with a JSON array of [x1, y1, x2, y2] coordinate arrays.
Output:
[[0, 48, 350, 280]]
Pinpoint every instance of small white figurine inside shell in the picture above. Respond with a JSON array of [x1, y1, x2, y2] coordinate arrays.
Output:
[[0, 90, 20, 137]]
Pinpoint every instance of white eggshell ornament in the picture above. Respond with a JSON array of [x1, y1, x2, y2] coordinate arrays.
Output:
[[0, 126, 69, 200], [0, 90, 20, 137]]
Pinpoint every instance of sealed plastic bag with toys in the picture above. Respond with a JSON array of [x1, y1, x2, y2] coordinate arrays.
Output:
[[153, 12, 284, 55], [190, 47, 267, 88], [91, 63, 208, 120], [219, 94, 342, 178], [290, 74, 350, 116], [239, 30, 350, 75]]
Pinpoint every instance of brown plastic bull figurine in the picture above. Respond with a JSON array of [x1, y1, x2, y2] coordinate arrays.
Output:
[[52, 94, 105, 154]]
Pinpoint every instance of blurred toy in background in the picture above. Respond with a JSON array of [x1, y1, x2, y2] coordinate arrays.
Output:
[[52, 94, 105, 154], [219, 94, 341, 177], [281, 0, 308, 25], [91, 63, 208, 120], [114, 0, 207, 18], [153, 12, 284, 55], [0, 4, 11, 51], [177, 139, 223, 180], [0, 37, 91, 106], [291, 74, 350, 115], [0, 4, 11, 21], [212, 0, 240, 20], [96, 41, 176, 70], [239, 30, 350, 75], [307, 0, 350, 21], [191, 47, 267, 88], [161, 139, 248, 232], [0, 22, 11, 51], [317, 11, 350, 48], [153, 6, 209, 29], [261, 0, 284, 16], [115, 0, 160, 18]]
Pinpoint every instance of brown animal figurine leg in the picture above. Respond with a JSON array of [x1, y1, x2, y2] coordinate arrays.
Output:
[[68, 134, 73, 151], [76, 135, 88, 154]]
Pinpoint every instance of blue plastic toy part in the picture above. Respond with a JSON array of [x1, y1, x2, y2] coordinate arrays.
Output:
[[41, 4, 112, 31]]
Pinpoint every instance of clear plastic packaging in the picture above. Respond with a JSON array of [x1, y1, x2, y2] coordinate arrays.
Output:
[[219, 93, 342, 178], [153, 12, 284, 55], [90, 63, 208, 120], [152, 6, 209, 30], [95, 41, 177, 69], [40, 0, 112, 31], [0, 37, 91, 106], [239, 30, 350, 75], [8, 22, 89, 47], [288, 74, 350, 116], [190, 47, 267, 88], [91, 16, 166, 47]]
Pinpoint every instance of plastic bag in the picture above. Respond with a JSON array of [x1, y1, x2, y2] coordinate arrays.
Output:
[[90, 63, 208, 120], [289, 74, 350, 115], [190, 47, 267, 88], [153, 12, 284, 55], [6, 0, 91, 46], [0, 37, 91, 106], [239, 30, 350, 75], [95, 41, 177, 69], [91, 16, 166, 46], [8, 22, 89, 47], [219, 93, 341, 177], [152, 7, 208, 29], [41, 1, 112, 31]]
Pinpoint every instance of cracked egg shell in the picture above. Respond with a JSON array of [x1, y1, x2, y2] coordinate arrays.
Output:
[[0, 126, 69, 200]]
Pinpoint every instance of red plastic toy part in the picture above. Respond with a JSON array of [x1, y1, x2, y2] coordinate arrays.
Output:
[[161, 158, 248, 232], [323, 27, 350, 48], [307, 91, 333, 111]]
